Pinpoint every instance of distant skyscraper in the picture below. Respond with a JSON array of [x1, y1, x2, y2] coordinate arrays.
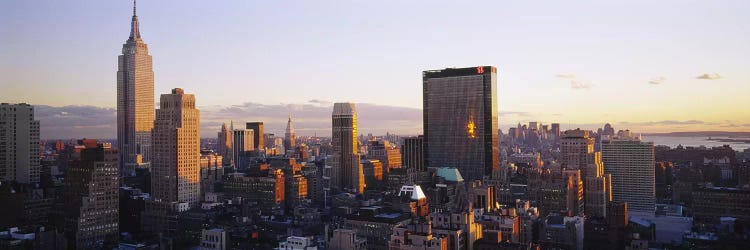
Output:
[[217, 123, 232, 166], [550, 123, 561, 138], [603, 123, 615, 137], [560, 129, 610, 217], [232, 129, 254, 168], [602, 134, 655, 214], [422, 66, 499, 181], [0, 103, 40, 184], [145, 88, 200, 234], [330, 103, 364, 193], [117, 1, 154, 175], [401, 136, 424, 171], [367, 140, 402, 172], [246, 122, 264, 151], [284, 114, 296, 152], [63, 141, 119, 249]]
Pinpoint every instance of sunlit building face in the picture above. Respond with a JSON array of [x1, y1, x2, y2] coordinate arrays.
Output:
[[422, 66, 499, 181]]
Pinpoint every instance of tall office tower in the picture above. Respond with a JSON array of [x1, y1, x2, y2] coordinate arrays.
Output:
[[602, 134, 655, 215], [423, 66, 499, 181], [117, 1, 154, 176], [563, 169, 584, 216], [63, 142, 119, 249], [232, 129, 254, 168], [550, 123, 561, 138], [560, 129, 610, 217], [0, 103, 40, 184], [330, 103, 364, 194], [245, 122, 264, 151], [217, 123, 232, 165], [145, 88, 200, 235], [585, 173, 612, 218], [529, 121, 539, 131], [603, 123, 615, 137], [401, 136, 424, 171], [560, 129, 603, 178], [367, 140, 402, 172], [284, 114, 296, 152]]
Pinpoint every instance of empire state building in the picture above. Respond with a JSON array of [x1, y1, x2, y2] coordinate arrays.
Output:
[[117, 1, 154, 175]]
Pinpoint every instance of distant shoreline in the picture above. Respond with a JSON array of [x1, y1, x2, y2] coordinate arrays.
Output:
[[642, 131, 750, 137]]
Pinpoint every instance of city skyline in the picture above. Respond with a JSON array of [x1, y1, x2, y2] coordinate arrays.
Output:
[[2, 0, 749, 138]]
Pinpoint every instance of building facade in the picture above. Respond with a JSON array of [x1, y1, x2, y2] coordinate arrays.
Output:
[[145, 88, 200, 235], [63, 142, 119, 249], [330, 103, 364, 193], [422, 66, 499, 181], [117, 2, 154, 175], [602, 135, 655, 214], [401, 136, 424, 171], [245, 122, 264, 151], [0, 103, 40, 184]]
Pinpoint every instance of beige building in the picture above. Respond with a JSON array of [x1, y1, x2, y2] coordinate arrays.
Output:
[[330, 103, 364, 194], [0, 103, 40, 184], [117, 2, 154, 175], [145, 88, 200, 235], [560, 129, 611, 217]]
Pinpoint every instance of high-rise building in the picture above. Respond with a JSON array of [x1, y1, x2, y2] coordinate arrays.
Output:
[[550, 123, 561, 138], [560, 129, 611, 217], [63, 141, 119, 249], [367, 140, 401, 172], [245, 122, 264, 151], [0, 103, 40, 184], [217, 123, 232, 166], [422, 66, 499, 181], [401, 136, 424, 171], [285, 114, 296, 152], [330, 103, 364, 194], [117, 1, 154, 175], [602, 134, 655, 214], [145, 88, 200, 235], [232, 129, 254, 169]]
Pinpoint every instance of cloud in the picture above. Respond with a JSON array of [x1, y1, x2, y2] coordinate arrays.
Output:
[[648, 76, 666, 85], [555, 74, 576, 79], [570, 80, 592, 89], [556, 74, 592, 89], [696, 73, 722, 80], [499, 111, 530, 117], [35, 101, 424, 139], [619, 120, 705, 126], [35, 105, 116, 139]]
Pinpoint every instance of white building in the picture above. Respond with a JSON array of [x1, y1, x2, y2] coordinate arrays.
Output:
[[602, 134, 655, 215], [199, 228, 226, 250], [277, 236, 317, 250]]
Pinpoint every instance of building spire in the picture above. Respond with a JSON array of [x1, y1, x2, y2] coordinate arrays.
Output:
[[129, 0, 141, 40]]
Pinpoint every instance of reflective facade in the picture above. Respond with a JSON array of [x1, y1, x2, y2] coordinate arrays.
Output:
[[330, 102, 364, 193], [423, 66, 499, 181], [117, 4, 154, 175]]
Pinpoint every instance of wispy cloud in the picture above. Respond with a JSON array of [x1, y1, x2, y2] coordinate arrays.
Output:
[[620, 120, 705, 126], [499, 111, 530, 117], [36, 101, 424, 139], [556, 74, 592, 89], [696, 73, 722, 80], [648, 76, 666, 85]]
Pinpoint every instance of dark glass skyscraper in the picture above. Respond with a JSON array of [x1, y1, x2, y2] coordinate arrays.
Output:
[[423, 66, 499, 181]]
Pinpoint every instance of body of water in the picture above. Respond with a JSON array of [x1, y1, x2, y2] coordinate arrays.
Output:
[[641, 136, 750, 151]]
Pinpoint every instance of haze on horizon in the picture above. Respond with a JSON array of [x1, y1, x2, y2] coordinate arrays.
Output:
[[2, 0, 749, 139]]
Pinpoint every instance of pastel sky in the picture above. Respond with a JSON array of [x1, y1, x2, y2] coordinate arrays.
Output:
[[1, 0, 749, 138]]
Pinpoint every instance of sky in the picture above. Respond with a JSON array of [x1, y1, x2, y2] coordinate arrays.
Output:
[[1, 0, 749, 139]]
